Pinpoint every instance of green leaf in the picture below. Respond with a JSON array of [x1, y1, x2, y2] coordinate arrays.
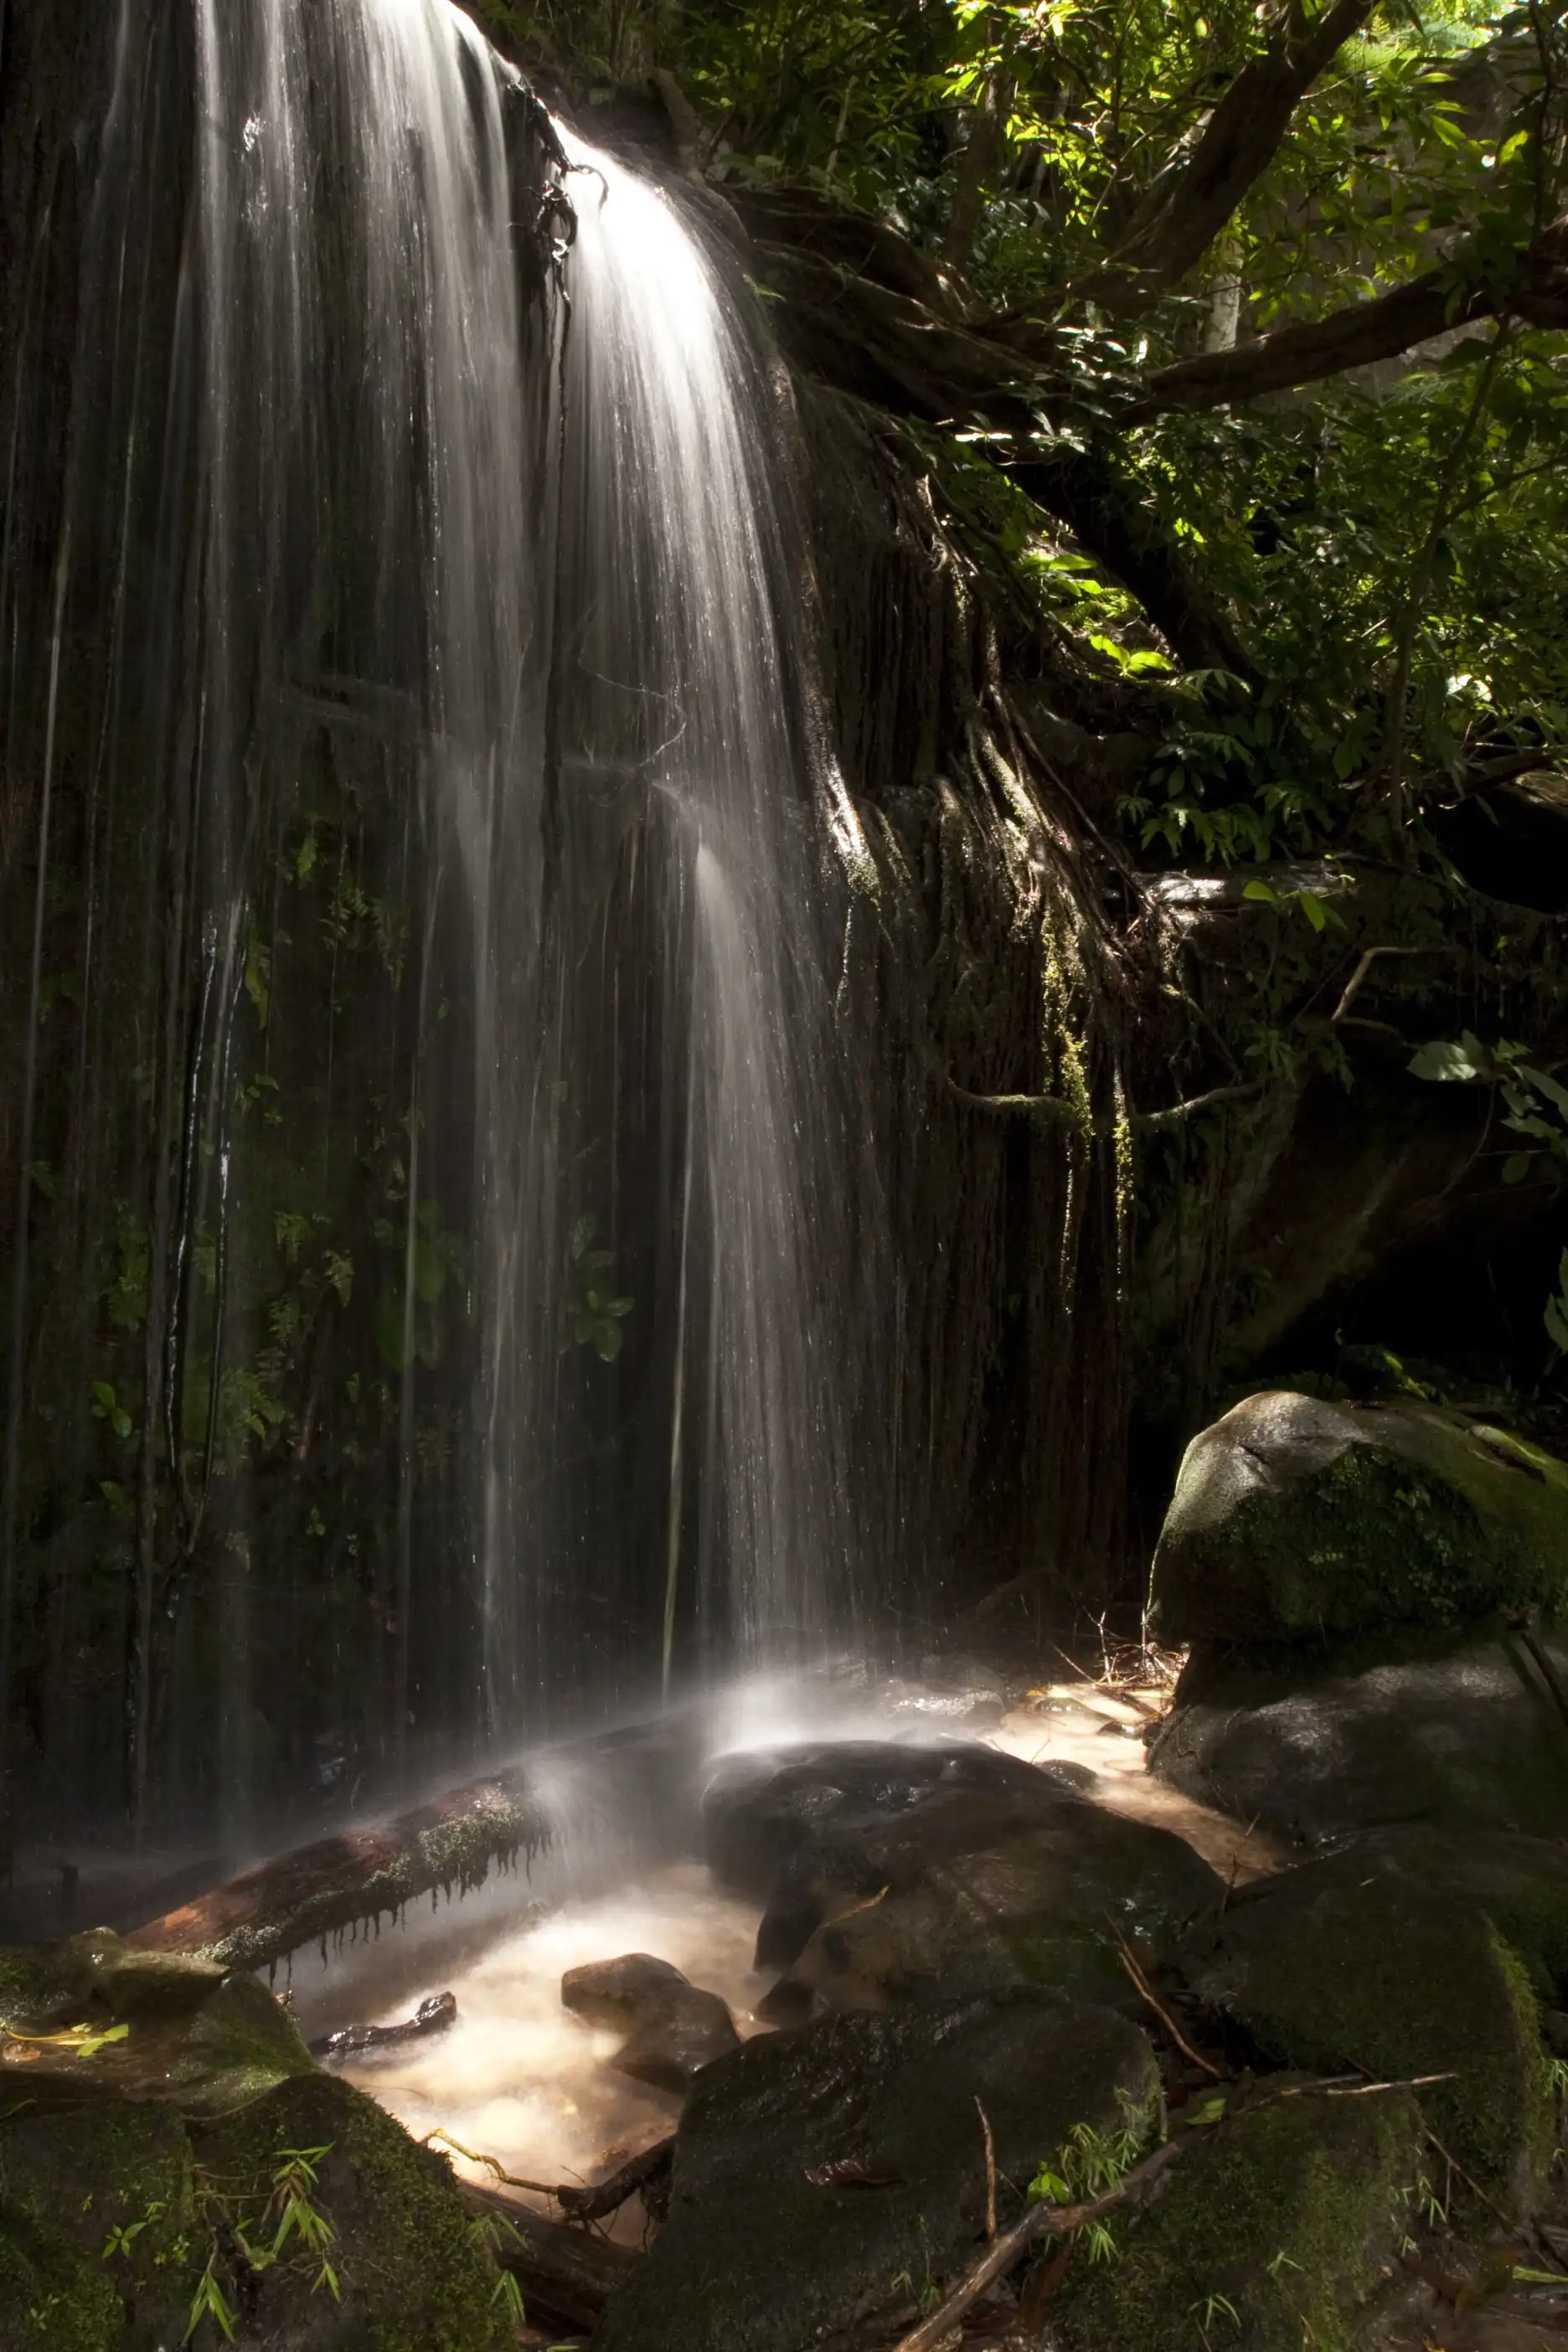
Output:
[[1408, 1039, 1486, 1083]]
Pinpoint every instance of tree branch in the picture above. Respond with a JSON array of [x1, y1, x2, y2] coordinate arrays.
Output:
[[1077, 0, 1378, 311], [1130, 217, 1568, 418]]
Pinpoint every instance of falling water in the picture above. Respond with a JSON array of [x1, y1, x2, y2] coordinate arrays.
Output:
[[487, 128, 865, 1726], [0, 0, 880, 1839]]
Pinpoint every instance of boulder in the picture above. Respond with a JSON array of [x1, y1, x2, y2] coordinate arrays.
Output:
[[704, 1739, 1127, 1969], [1148, 1624, 1568, 1844], [562, 1952, 740, 2094], [592, 1985, 1160, 2352], [0, 2004, 511, 2352], [787, 1812, 1222, 2012], [1059, 2082, 1424, 2352], [1150, 1391, 1568, 1648], [1179, 1857, 1555, 2215]]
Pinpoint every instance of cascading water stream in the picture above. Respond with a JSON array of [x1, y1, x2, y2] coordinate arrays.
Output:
[[0, 0, 885, 1841]]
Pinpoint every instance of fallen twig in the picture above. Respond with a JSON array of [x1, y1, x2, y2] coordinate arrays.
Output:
[[1116, 1940, 1222, 2080], [1423, 2127, 1516, 2235], [885, 2139, 1186, 2352], [976, 2097, 997, 2241]]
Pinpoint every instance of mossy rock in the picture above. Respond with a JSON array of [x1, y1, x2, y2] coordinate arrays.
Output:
[[1148, 1624, 1568, 1842], [789, 1816, 1221, 2011], [1150, 1391, 1568, 1648], [1271, 1827, 1568, 2004], [193, 2071, 511, 2351], [1180, 1862, 1555, 2215], [0, 1930, 314, 2114], [0, 2209, 125, 2352], [594, 1986, 1160, 2352], [1058, 2084, 1424, 2352], [0, 2081, 198, 2349]]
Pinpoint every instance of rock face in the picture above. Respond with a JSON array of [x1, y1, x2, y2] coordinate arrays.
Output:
[[1150, 1390, 1568, 1648], [592, 1986, 1160, 2352], [1059, 2086, 1424, 2352], [1179, 1851, 1555, 2213], [561, 1952, 740, 2094], [1148, 1623, 1568, 1842], [0, 1938, 510, 2352], [704, 1739, 1213, 1987]]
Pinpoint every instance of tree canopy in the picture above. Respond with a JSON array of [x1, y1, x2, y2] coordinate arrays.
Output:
[[489, 0, 1568, 873]]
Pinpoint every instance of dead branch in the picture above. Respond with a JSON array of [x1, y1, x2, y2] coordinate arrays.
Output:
[[1116, 1940, 1223, 2080], [557, 2137, 676, 2224], [1331, 944, 1448, 1025]]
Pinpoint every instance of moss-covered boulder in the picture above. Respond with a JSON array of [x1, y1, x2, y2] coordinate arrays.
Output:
[[1180, 1860, 1555, 2215], [1150, 1391, 1568, 1648], [191, 2071, 510, 2351], [787, 1814, 1221, 2011], [0, 1937, 510, 2350], [1058, 2084, 1424, 2352], [593, 1986, 1159, 2352], [1148, 1623, 1568, 1841]]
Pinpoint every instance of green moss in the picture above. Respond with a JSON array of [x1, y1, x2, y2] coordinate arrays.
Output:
[[194, 2070, 511, 2352], [1058, 2087, 1423, 2352], [1154, 1395, 1568, 1648], [0, 2084, 199, 2351], [1184, 1865, 1555, 2215], [0, 2210, 123, 2352]]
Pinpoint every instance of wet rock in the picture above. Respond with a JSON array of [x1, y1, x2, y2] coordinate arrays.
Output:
[[1150, 1390, 1568, 1648], [562, 1952, 740, 2095], [1148, 1624, 1568, 1843], [787, 1812, 1222, 2012], [1179, 1855, 1555, 2215], [1058, 2081, 1424, 2352], [592, 1985, 1160, 2352], [706, 1738, 1107, 1969]]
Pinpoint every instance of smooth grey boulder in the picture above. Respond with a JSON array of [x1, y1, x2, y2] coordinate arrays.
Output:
[[561, 1952, 740, 2095], [592, 1986, 1160, 2352], [1148, 1624, 1568, 1844], [1149, 1390, 1568, 1648]]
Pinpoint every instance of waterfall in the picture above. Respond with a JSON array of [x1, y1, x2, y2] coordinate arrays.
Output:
[[0, 0, 876, 1838]]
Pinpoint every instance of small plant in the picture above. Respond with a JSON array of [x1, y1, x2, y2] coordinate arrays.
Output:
[[1029, 2097, 1153, 2265], [563, 1215, 635, 1363], [467, 2207, 527, 2324], [1190, 2288, 1240, 2345], [184, 2256, 238, 2344]]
